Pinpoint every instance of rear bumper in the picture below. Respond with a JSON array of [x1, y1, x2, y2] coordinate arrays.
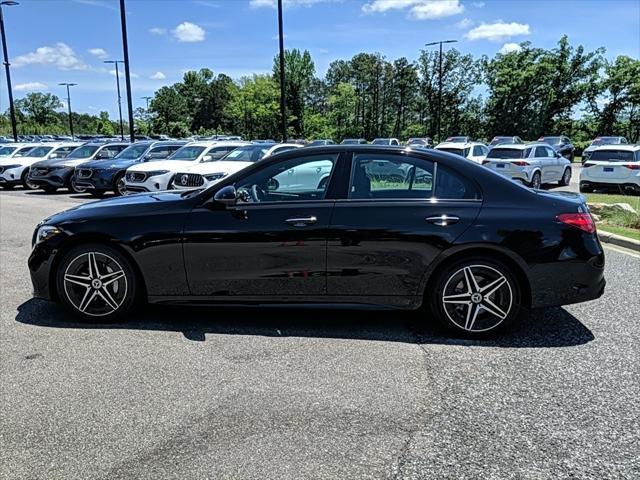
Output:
[[580, 180, 640, 194]]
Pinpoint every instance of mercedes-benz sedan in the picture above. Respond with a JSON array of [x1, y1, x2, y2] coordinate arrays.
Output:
[[29, 146, 605, 337]]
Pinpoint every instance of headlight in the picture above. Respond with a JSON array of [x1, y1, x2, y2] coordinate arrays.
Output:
[[146, 170, 170, 177], [35, 225, 62, 245], [204, 173, 227, 181]]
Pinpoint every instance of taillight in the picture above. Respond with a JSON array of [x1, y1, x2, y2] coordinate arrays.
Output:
[[623, 163, 640, 170], [511, 161, 529, 166], [556, 213, 596, 233]]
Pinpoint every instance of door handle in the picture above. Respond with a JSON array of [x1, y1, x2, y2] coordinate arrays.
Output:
[[286, 216, 317, 227], [426, 215, 460, 226]]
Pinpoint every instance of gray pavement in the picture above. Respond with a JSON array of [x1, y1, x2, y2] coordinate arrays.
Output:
[[1, 188, 638, 479]]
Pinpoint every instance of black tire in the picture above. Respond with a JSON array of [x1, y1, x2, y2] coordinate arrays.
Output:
[[530, 171, 542, 189], [1, 183, 15, 190], [113, 172, 126, 196], [559, 167, 571, 186], [69, 177, 87, 194], [43, 186, 58, 194], [55, 244, 139, 322], [89, 190, 106, 198], [579, 185, 592, 194], [427, 257, 521, 338], [21, 169, 39, 190]]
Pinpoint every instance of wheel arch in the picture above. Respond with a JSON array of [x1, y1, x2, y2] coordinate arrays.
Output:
[[420, 244, 533, 308], [48, 233, 148, 303]]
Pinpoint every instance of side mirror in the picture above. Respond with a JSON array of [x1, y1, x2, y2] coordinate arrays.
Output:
[[214, 185, 237, 206], [202, 155, 213, 162], [555, 152, 562, 158]]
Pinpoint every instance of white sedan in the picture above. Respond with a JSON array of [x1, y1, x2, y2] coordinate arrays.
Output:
[[171, 143, 302, 190], [580, 145, 640, 194], [482, 143, 571, 189], [0, 142, 80, 190], [123, 141, 247, 193]]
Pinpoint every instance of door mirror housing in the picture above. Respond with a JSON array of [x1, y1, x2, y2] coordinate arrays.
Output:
[[214, 185, 237, 206], [202, 155, 213, 162]]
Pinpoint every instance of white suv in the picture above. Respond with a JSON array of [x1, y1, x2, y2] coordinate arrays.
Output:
[[171, 143, 303, 190], [123, 142, 246, 193], [435, 141, 488, 164], [580, 144, 640, 194], [0, 143, 80, 189], [482, 143, 571, 189]]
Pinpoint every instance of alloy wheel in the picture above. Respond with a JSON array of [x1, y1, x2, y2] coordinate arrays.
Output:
[[115, 175, 126, 196], [562, 168, 571, 185], [63, 251, 128, 317], [441, 264, 513, 333], [531, 173, 541, 189]]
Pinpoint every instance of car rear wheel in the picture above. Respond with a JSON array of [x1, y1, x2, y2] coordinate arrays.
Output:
[[56, 244, 138, 322], [530, 172, 542, 189], [89, 190, 106, 198], [21, 170, 39, 190], [559, 167, 571, 186], [113, 172, 126, 196], [1, 184, 15, 190], [428, 258, 521, 337]]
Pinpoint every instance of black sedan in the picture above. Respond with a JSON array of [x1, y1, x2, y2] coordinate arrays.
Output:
[[538, 136, 575, 161], [28, 146, 605, 337]]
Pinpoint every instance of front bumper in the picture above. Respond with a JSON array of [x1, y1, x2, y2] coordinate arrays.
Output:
[[0, 165, 26, 185], [28, 167, 74, 188], [74, 168, 119, 191], [28, 229, 70, 301], [123, 171, 174, 193]]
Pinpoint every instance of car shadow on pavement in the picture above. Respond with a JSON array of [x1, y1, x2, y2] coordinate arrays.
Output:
[[16, 299, 594, 348]]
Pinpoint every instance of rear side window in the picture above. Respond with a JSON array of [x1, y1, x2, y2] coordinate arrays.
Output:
[[435, 165, 481, 200]]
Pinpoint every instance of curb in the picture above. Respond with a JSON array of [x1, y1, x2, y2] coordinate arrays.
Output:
[[598, 230, 640, 252]]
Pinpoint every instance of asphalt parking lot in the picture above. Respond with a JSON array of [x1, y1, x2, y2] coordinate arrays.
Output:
[[1, 186, 639, 480]]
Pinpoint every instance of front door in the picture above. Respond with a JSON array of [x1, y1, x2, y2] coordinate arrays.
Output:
[[327, 151, 482, 299], [182, 152, 340, 297]]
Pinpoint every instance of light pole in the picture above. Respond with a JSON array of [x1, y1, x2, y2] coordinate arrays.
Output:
[[104, 60, 124, 140], [0, 1, 19, 142], [58, 82, 77, 140], [119, 0, 135, 143], [277, 0, 286, 142], [425, 39, 457, 143], [141, 96, 152, 109]]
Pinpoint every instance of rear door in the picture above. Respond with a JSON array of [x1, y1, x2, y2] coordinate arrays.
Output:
[[327, 151, 482, 299]]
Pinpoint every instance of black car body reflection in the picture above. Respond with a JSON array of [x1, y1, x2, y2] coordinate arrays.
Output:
[[29, 146, 605, 336]]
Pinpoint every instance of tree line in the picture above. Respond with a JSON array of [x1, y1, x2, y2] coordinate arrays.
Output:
[[3, 36, 639, 147]]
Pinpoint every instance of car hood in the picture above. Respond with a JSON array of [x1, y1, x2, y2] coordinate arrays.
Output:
[[178, 161, 253, 175], [79, 157, 140, 170], [0, 155, 47, 166], [32, 157, 92, 168], [127, 159, 196, 172], [43, 190, 194, 226]]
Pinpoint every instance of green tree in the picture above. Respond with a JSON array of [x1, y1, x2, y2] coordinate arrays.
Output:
[[15, 92, 63, 127], [273, 49, 315, 137]]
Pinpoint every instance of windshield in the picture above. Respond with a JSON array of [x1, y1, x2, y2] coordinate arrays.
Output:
[[309, 140, 328, 146], [220, 145, 271, 162], [14, 147, 36, 157], [23, 146, 53, 158], [372, 139, 389, 145], [540, 136, 562, 145], [342, 139, 362, 144], [116, 143, 151, 160], [168, 145, 206, 161], [489, 137, 511, 146], [487, 148, 526, 159], [591, 137, 620, 146], [589, 150, 636, 162], [447, 136, 467, 143], [0, 146, 18, 156], [66, 145, 99, 159], [407, 139, 427, 145], [438, 147, 469, 157]]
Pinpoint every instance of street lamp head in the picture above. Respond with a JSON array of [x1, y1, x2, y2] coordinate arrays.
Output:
[[104, 60, 123, 64], [58, 82, 77, 87], [443, 39, 458, 44], [0, 1, 20, 6]]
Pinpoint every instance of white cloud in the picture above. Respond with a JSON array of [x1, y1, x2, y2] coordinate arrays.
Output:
[[109, 69, 139, 79], [471, 1, 485, 7], [465, 21, 530, 41], [454, 17, 474, 29], [150, 71, 166, 80], [362, 0, 464, 20], [13, 43, 88, 70], [172, 22, 206, 42], [14, 82, 48, 92], [149, 27, 167, 35], [88, 48, 108, 59], [499, 42, 522, 54]]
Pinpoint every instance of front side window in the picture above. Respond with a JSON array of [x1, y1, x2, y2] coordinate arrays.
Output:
[[14, 147, 36, 157], [22, 146, 53, 158], [236, 154, 338, 203], [534, 146, 549, 158], [116, 144, 150, 159], [349, 154, 433, 200], [66, 145, 99, 159], [203, 146, 239, 161]]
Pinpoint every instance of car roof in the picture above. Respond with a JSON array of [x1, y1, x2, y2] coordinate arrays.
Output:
[[491, 142, 548, 150], [592, 144, 640, 152], [436, 141, 485, 148]]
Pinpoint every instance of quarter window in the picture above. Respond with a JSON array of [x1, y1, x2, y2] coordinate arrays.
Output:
[[434, 166, 481, 200], [236, 154, 338, 203]]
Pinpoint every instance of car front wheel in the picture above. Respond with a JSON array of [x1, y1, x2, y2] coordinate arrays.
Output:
[[56, 244, 138, 322], [428, 258, 521, 337], [21, 170, 39, 190], [113, 172, 126, 196]]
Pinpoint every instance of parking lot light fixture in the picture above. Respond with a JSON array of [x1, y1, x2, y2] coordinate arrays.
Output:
[[0, 0, 19, 142], [58, 83, 77, 140], [104, 60, 125, 140], [425, 39, 458, 144]]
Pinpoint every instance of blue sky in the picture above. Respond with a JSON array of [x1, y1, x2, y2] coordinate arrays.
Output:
[[2, 0, 638, 118]]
